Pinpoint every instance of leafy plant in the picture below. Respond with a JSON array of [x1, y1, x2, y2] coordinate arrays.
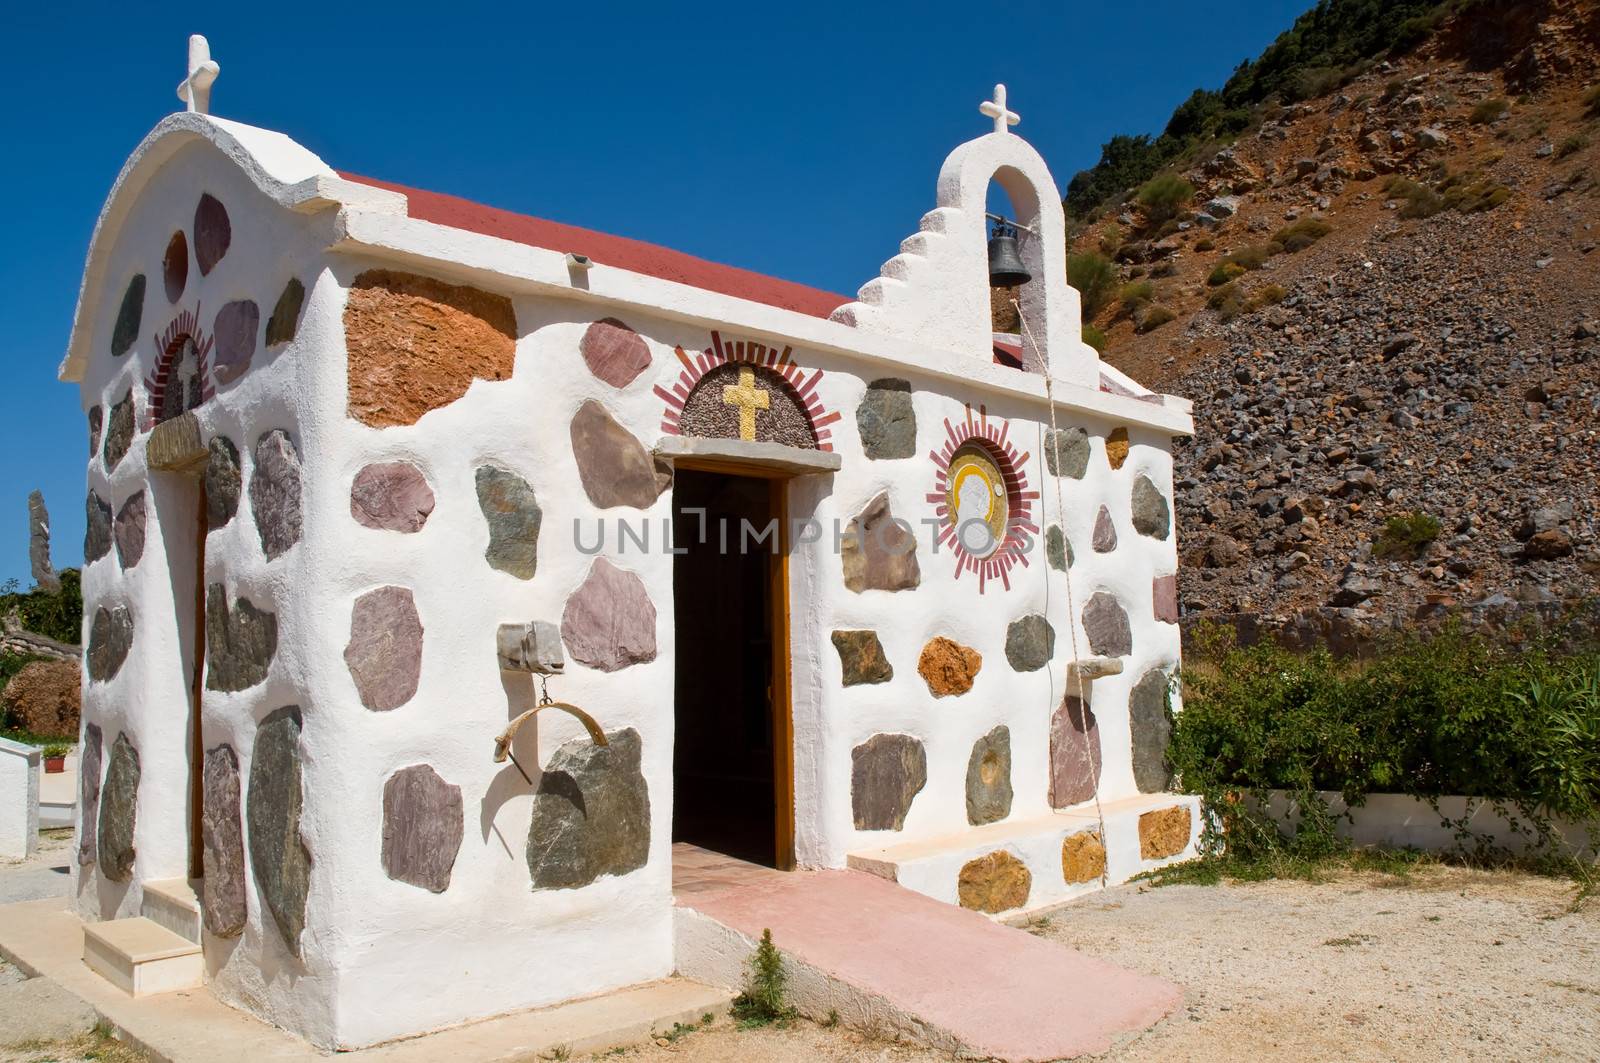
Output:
[[1135, 305, 1177, 333], [1470, 97, 1510, 124], [0, 569, 83, 645], [731, 929, 796, 1028], [1373, 511, 1442, 559], [1248, 283, 1289, 310], [1067, 252, 1118, 321], [1135, 173, 1195, 224], [1081, 323, 1108, 352], [41, 743, 69, 758], [1208, 261, 1247, 287], [1225, 243, 1275, 270], [1207, 281, 1246, 321], [1557, 135, 1590, 159], [1386, 176, 1446, 218], [1272, 218, 1333, 252]]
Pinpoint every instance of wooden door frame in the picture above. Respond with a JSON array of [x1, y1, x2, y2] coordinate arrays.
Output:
[[188, 483, 208, 882], [673, 458, 797, 871]]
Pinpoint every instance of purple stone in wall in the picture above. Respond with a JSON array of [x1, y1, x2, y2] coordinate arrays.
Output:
[[201, 744, 247, 937], [194, 194, 231, 276], [344, 586, 424, 711], [350, 462, 436, 532], [212, 300, 260, 385], [114, 492, 147, 570], [382, 764, 463, 892], [560, 558, 657, 673], [580, 318, 652, 388]]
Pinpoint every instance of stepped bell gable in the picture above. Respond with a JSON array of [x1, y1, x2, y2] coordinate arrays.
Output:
[[63, 39, 1198, 1050]]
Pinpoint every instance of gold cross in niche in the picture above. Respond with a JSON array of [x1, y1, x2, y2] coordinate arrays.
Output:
[[722, 366, 771, 441]]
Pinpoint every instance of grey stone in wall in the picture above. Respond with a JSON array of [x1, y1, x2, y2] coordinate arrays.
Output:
[[1044, 427, 1089, 479], [856, 378, 917, 459], [527, 728, 650, 890], [851, 733, 926, 831], [84, 491, 113, 565], [1130, 668, 1175, 793], [1131, 475, 1171, 540], [205, 436, 241, 531], [830, 629, 893, 686], [569, 400, 671, 510], [842, 491, 920, 593], [86, 606, 134, 683], [1082, 592, 1133, 657], [250, 430, 303, 560], [965, 725, 1013, 826], [476, 465, 542, 579], [205, 585, 277, 692], [96, 732, 140, 882], [247, 706, 311, 957], [1046, 524, 1072, 571], [201, 744, 247, 937], [103, 392, 134, 472], [1004, 615, 1054, 672], [113, 492, 147, 570], [76, 724, 102, 867], [1092, 506, 1118, 553], [382, 764, 463, 893]]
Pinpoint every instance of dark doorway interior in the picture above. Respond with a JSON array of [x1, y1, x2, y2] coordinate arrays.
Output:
[[672, 469, 782, 867]]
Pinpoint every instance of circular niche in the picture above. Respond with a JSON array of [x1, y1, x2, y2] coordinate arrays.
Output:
[[946, 444, 1009, 558]]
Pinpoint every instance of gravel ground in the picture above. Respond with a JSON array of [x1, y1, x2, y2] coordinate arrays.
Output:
[[607, 866, 1597, 1062]]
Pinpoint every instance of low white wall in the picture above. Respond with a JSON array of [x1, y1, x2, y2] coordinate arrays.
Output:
[[1264, 791, 1599, 859], [0, 738, 41, 860]]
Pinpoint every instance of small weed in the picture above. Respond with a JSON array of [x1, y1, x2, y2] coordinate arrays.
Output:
[[1024, 915, 1055, 936], [1206, 281, 1245, 322], [1425, 915, 1442, 922], [1135, 304, 1176, 333], [1248, 283, 1288, 311], [1387, 176, 1445, 218], [1208, 261, 1246, 287], [1194, 237, 1215, 252], [1226, 243, 1274, 270], [1118, 280, 1155, 310], [1557, 135, 1589, 159], [1373, 511, 1442, 560], [1323, 933, 1375, 947], [731, 928, 798, 1029], [1136, 173, 1195, 224], [543, 1045, 571, 1061], [1585, 85, 1600, 119], [823, 1008, 841, 1028], [1081, 324, 1107, 353], [1272, 218, 1332, 252], [1470, 97, 1510, 124]]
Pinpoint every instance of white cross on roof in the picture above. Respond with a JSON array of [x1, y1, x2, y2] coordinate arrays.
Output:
[[979, 84, 1020, 135], [176, 35, 220, 115]]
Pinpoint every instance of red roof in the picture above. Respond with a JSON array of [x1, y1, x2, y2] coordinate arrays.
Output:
[[339, 172, 848, 320]]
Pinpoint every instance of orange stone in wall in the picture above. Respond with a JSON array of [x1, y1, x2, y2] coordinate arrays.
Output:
[[344, 270, 517, 428], [1138, 805, 1192, 860], [957, 850, 1031, 913], [917, 636, 982, 697]]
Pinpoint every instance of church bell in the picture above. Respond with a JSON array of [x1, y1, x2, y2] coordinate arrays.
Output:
[[986, 220, 1031, 289]]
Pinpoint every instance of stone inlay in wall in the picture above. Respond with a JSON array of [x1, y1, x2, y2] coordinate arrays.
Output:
[[162, 231, 188, 303], [250, 430, 303, 560], [658, 331, 837, 450], [1105, 427, 1131, 471], [1138, 805, 1192, 860], [194, 193, 232, 276], [76, 723, 102, 867], [1082, 592, 1132, 657], [205, 585, 277, 692], [580, 318, 652, 388], [87, 605, 134, 683], [857, 378, 916, 459], [344, 269, 517, 429], [476, 465, 542, 579], [1092, 506, 1118, 553], [831, 630, 893, 686], [842, 491, 920, 593], [265, 278, 305, 347], [851, 733, 926, 831], [345, 586, 424, 711], [88, 407, 103, 456], [113, 492, 146, 569], [383, 764, 463, 893], [103, 391, 134, 472], [1049, 695, 1102, 808], [111, 276, 145, 357], [1061, 830, 1106, 884], [1004, 615, 1054, 672], [84, 491, 113, 565], [527, 728, 650, 890], [917, 636, 981, 697], [248, 706, 311, 956], [351, 462, 435, 532], [1130, 668, 1175, 793], [201, 744, 247, 937], [957, 850, 1031, 913], [965, 725, 1013, 826], [205, 436, 241, 530], [1044, 427, 1089, 479], [927, 408, 1038, 592], [570, 400, 671, 509], [1131, 475, 1171, 539], [1046, 524, 1072, 571], [97, 732, 140, 882], [560, 558, 657, 672], [212, 299, 260, 386], [1153, 574, 1179, 624]]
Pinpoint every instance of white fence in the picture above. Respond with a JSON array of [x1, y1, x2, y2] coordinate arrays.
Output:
[[0, 737, 41, 860], [1264, 790, 1598, 860]]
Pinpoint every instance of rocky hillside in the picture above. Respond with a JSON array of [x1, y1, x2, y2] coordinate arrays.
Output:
[[1070, 0, 1600, 635]]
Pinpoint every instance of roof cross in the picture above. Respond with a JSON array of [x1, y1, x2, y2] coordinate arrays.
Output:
[[176, 35, 220, 115], [979, 83, 1020, 135]]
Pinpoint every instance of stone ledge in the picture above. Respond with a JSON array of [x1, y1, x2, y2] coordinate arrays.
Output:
[[654, 436, 841, 476], [146, 413, 208, 474]]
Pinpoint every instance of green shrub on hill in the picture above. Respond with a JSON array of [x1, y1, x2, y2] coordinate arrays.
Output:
[[1272, 218, 1333, 252], [1585, 85, 1600, 118], [1208, 261, 1247, 287], [1066, 252, 1118, 321], [1469, 97, 1510, 124], [1373, 511, 1442, 559], [1135, 173, 1195, 223], [1081, 323, 1108, 352], [0, 569, 82, 646]]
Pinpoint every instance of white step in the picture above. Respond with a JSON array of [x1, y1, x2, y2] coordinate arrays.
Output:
[[847, 792, 1203, 916], [82, 917, 202, 997], [141, 878, 202, 944]]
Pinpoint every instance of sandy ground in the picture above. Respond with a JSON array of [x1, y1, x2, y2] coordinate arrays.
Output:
[[602, 866, 1599, 1063], [0, 829, 72, 906]]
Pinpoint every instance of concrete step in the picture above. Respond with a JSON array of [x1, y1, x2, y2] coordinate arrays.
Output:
[[82, 916, 202, 997], [140, 878, 202, 944], [846, 792, 1204, 916], [674, 846, 1181, 1062]]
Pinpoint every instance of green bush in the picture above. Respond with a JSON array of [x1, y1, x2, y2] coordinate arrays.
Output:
[[1081, 323, 1108, 352], [1118, 280, 1155, 310], [1385, 176, 1445, 217], [1067, 252, 1118, 321], [1226, 243, 1275, 270], [1557, 135, 1590, 159], [1136, 173, 1195, 224], [1271, 218, 1333, 252], [1194, 237, 1215, 252], [0, 570, 82, 646], [1206, 281, 1246, 321], [1438, 172, 1511, 213], [1207, 261, 1247, 287], [1372, 511, 1442, 559], [1170, 625, 1600, 864], [1585, 85, 1600, 119], [1135, 304, 1177, 333], [1470, 97, 1510, 124], [731, 929, 796, 1027], [1247, 283, 1289, 311]]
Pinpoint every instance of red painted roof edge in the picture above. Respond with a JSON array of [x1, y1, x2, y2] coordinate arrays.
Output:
[[337, 171, 849, 320]]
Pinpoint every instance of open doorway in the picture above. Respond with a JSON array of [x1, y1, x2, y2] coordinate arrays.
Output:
[[671, 469, 793, 869]]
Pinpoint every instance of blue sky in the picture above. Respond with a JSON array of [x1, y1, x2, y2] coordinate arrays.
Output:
[[0, 0, 1310, 588]]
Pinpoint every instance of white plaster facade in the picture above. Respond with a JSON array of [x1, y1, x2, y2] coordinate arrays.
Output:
[[63, 99, 1194, 1049]]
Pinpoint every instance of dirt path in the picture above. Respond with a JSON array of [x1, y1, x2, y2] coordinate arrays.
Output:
[[608, 866, 1597, 1062]]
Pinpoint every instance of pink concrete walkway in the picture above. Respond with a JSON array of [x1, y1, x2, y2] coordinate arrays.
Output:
[[674, 846, 1180, 1061]]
